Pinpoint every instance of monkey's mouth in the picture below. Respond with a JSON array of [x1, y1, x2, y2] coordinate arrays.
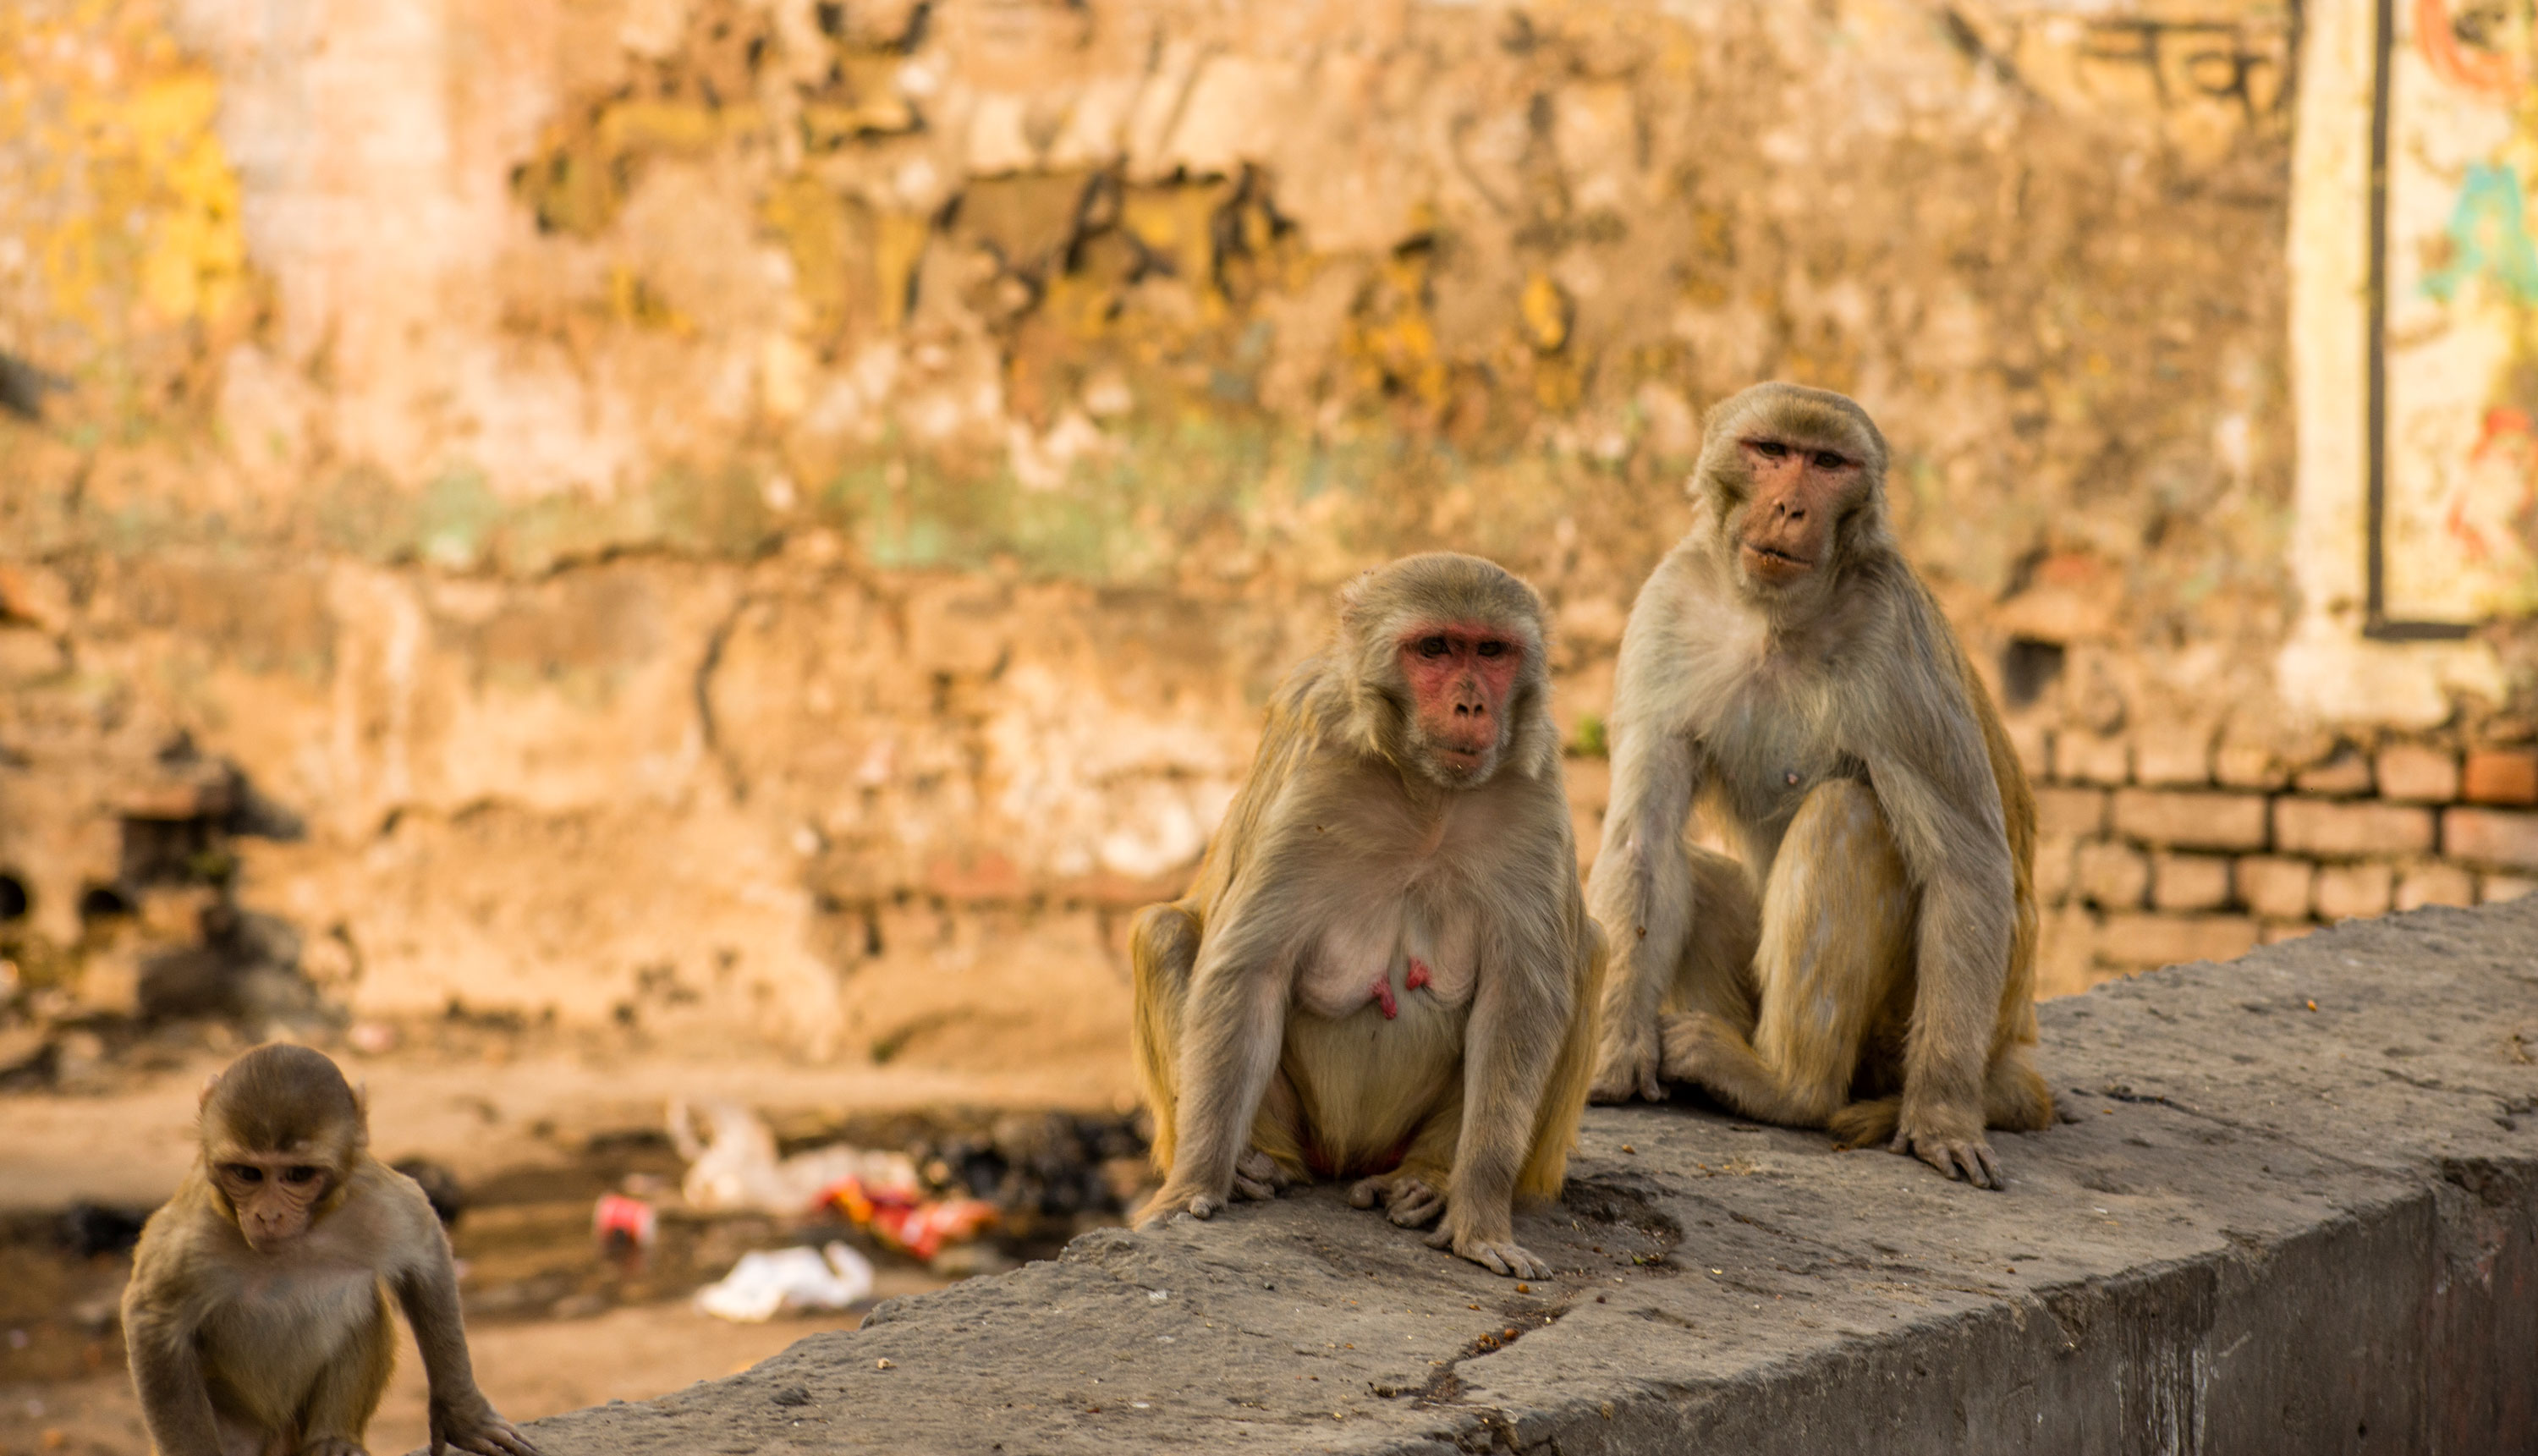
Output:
[[1740, 540, 1814, 580]]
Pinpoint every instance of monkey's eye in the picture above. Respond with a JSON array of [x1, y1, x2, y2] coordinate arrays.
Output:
[[1811, 449, 1847, 470], [1751, 441, 1789, 460], [1417, 636, 1449, 657], [224, 1164, 264, 1184], [1475, 640, 1508, 658], [282, 1166, 321, 1185]]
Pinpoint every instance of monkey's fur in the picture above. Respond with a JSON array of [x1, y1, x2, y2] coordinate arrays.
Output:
[[1132, 552, 1606, 1277], [122, 1044, 534, 1456], [1586, 382, 2052, 1188]]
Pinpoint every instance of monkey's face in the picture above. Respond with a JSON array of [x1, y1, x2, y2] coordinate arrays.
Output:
[[1396, 623, 1522, 788], [1727, 436, 1867, 591], [212, 1149, 337, 1252]]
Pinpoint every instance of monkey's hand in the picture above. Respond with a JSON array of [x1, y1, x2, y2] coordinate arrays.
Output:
[[429, 1398, 540, 1456], [1425, 1214, 1550, 1280], [1589, 1016, 1666, 1104], [1889, 1106, 2003, 1191], [1132, 1182, 1226, 1228], [1347, 1168, 1445, 1228], [1232, 1149, 1294, 1202]]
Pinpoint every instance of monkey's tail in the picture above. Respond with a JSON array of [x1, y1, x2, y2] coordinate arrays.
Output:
[[1827, 1096, 1901, 1149], [1828, 1052, 2059, 1147]]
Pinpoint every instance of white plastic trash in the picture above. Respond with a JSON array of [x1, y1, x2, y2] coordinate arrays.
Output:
[[695, 1242, 877, 1323], [667, 1099, 920, 1214]]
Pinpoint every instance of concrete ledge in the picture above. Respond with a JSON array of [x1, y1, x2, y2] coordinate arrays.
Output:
[[512, 902, 2538, 1454]]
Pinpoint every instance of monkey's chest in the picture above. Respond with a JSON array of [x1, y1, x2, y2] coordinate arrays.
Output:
[[1697, 692, 1852, 835], [1292, 893, 1480, 1023], [201, 1263, 388, 1413]]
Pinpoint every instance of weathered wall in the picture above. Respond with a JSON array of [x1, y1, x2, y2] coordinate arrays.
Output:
[[3, 0, 2521, 1061]]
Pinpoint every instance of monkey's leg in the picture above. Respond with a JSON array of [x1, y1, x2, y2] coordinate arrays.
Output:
[[1129, 902, 1202, 1176], [1668, 847, 1761, 1040], [293, 1290, 395, 1456], [1660, 780, 1911, 1127], [1348, 1085, 1459, 1230]]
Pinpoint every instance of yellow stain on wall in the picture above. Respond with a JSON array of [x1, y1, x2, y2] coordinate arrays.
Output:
[[2, 3, 247, 330]]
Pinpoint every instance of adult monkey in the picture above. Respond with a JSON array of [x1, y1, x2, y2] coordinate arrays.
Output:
[[1585, 382, 2052, 1188], [1132, 552, 1606, 1278], [123, 1043, 536, 1456]]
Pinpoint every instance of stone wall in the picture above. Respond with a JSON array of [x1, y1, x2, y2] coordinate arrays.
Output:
[[2, 0, 2493, 1061]]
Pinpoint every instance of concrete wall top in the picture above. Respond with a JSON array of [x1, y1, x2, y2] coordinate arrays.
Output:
[[493, 898, 2538, 1455]]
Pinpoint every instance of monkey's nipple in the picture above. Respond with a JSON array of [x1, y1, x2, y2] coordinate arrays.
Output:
[[1369, 975, 1399, 1019], [1406, 958, 1433, 992]]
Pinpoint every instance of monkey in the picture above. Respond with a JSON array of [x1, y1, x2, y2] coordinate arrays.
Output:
[[1584, 382, 2053, 1189], [1130, 552, 1607, 1278], [121, 1043, 537, 1456]]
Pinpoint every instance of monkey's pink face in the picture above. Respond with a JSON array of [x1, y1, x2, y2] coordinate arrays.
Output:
[[1735, 437, 1864, 585], [1398, 623, 1523, 784], [212, 1150, 337, 1252]]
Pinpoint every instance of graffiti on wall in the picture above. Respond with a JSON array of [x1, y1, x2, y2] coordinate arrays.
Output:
[[2377, 0, 2538, 629]]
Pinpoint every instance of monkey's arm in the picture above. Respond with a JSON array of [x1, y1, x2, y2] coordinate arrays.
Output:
[[1430, 936, 1570, 1278], [124, 1299, 223, 1456], [1135, 858, 1302, 1226], [1585, 708, 1700, 1102], [386, 1179, 538, 1456], [1857, 662, 2018, 1187]]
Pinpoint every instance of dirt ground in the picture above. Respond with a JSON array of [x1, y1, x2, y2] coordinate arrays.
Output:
[[0, 1015, 1143, 1456]]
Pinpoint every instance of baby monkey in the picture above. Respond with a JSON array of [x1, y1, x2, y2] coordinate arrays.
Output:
[[122, 1043, 535, 1456]]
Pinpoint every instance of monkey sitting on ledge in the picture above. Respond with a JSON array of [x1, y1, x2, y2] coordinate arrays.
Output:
[[122, 1043, 536, 1456], [1585, 382, 2054, 1189], [1131, 552, 1606, 1279]]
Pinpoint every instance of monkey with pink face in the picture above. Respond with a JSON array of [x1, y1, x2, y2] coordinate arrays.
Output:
[[1131, 552, 1606, 1279]]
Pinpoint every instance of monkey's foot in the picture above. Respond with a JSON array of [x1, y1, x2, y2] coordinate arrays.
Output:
[[1233, 1149, 1292, 1201], [1347, 1169, 1444, 1228], [1424, 1224, 1550, 1280], [1888, 1120, 2003, 1190], [1133, 1184, 1226, 1228], [1589, 1023, 1667, 1104], [428, 1403, 541, 1456]]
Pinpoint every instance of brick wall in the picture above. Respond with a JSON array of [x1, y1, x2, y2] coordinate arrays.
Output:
[[2019, 730, 2538, 996]]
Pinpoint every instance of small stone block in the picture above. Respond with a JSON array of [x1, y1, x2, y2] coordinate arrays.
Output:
[[2462, 750, 2538, 805], [2034, 787, 2109, 838], [2096, 913, 2260, 969], [2480, 874, 2538, 904], [2395, 863, 2476, 911], [2274, 799, 2436, 858], [2005, 719, 2052, 781], [2058, 732, 2131, 786], [2374, 745, 2460, 804], [2313, 862, 2395, 921], [2131, 725, 2212, 787], [2235, 856, 2316, 920], [2112, 790, 2272, 851], [2214, 740, 2289, 790], [2150, 854, 2233, 912], [2292, 750, 2374, 797], [2035, 836, 2079, 904], [2074, 841, 2149, 909], [2260, 920, 2317, 945], [2442, 808, 2538, 871]]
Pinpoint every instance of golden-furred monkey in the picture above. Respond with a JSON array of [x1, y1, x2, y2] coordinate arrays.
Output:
[[1586, 382, 2052, 1188], [1132, 552, 1607, 1277]]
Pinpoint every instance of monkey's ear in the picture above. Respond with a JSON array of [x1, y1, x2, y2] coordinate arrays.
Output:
[[354, 1079, 372, 1131], [198, 1072, 222, 1109]]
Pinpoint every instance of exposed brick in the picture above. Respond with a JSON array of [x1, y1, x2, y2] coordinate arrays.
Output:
[[2096, 912, 2259, 968], [2442, 807, 2538, 871], [2273, 799, 2435, 858], [2058, 732, 2130, 786], [2463, 749, 2538, 805], [2261, 920, 2316, 945], [2374, 744, 2460, 804], [2482, 874, 2538, 904], [2292, 750, 2373, 797], [2034, 787, 2108, 838], [2313, 862, 2394, 921], [2150, 854, 2232, 911], [2034, 836, 2079, 903], [2112, 789, 2271, 850], [2395, 863, 2476, 911], [2074, 841, 2148, 909], [2214, 739, 2289, 790], [2235, 856, 2315, 920], [2131, 723, 2212, 787], [2005, 719, 2052, 782]]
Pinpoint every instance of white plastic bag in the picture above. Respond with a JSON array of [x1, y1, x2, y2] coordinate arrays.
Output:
[[693, 1242, 877, 1323], [667, 1099, 920, 1214]]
